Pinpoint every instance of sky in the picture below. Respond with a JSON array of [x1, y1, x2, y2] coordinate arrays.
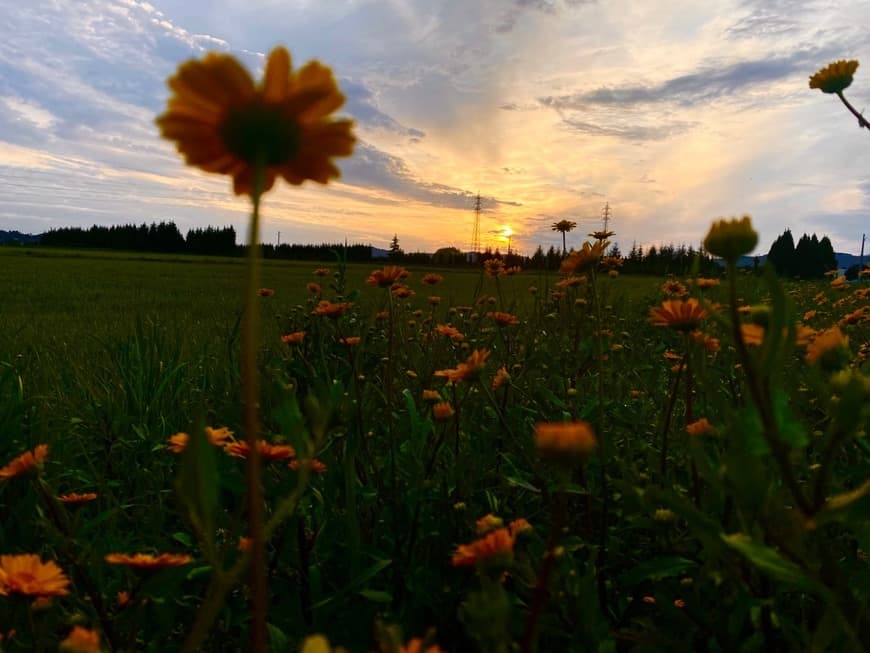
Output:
[[0, 0, 868, 256]]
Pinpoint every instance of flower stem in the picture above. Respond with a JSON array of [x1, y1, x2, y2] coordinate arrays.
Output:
[[242, 160, 267, 653], [836, 91, 870, 131]]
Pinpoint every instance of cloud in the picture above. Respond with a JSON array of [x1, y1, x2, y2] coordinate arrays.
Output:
[[341, 79, 425, 138], [342, 143, 521, 210], [560, 117, 694, 141]]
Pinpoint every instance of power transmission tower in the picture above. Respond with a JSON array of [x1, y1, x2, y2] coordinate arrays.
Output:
[[469, 192, 482, 262], [601, 202, 612, 232]]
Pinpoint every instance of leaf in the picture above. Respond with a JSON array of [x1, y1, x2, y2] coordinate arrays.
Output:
[[358, 589, 393, 603], [268, 624, 290, 652], [310, 558, 392, 611], [174, 425, 218, 552], [771, 390, 808, 449], [721, 533, 817, 591], [619, 556, 696, 586]]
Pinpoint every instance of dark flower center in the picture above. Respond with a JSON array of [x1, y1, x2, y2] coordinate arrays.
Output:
[[221, 103, 302, 166]]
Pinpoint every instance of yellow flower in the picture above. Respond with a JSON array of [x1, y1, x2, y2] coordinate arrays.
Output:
[[59, 627, 101, 653], [559, 241, 607, 275], [703, 215, 758, 262], [809, 60, 859, 94], [806, 326, 850, 369], [157, 47, 355, 196], [475, 513, 504, 534], [0, 554, 70, 598]]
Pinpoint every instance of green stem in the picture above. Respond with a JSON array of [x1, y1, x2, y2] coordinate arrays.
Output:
[[242, 161, 266, 653]]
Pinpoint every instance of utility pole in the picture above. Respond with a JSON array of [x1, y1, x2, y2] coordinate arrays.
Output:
[[277, 231, 281, 247], [860, 232, 866, 275], [469, 192, 482, 262], [601, 202, 612, 232]]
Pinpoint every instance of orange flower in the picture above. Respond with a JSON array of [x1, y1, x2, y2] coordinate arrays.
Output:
[[395, 638, 445, 653], [451, 527, 516, 567], [435, 324, 464, 341], [58, 492, 98, 504], [476, 514, 504, 534], [492, 366, 510, 390], [428, 295, 441, 305], [315, 300, 351, 318], [59, 626, 100, 653], [508, 518, 533, 536], [840, 306, 866, 327], [104, 553, 192, 570], [695, 277, 720, 289], [740, 323, 765, 346], [661, 280, 688, 297], [116, 591, 132, 608], [0, 554, 70, 597], [167, 432, 189, 453], [306, 282, 322, 295], [535, 421, 597, 459], [556, 275, 586, 288], [225, 440, 295, 461], [803, 310, 818, 321], [0, 444, 48, 480], [434, 349, 490, 383], [421, 273, 444, 285], [686, 418, 716, 436], [339, 336, 361, 346], [313, 267, 332, 277], [588, 230, 615, 241], [484, 258, 505, 277], [432, 402, 455, 421], [689, 331, 720, 353], [391, 284, 414, 299], [206, 426, 235, 446], [366, 266, 409, 288], [559, 241, 606, 275], [422, 389, 441, 402], [281, 330, 306, 344], [487, 311, 519, 326], [156, 47, 355, 196], [257, 288, 274, 297], [288, 458, 328, 473], [238, 537, 252, 552], [503, 265, 522, 276], [648, 299, 708, 331], [806, 326, 850, 367]]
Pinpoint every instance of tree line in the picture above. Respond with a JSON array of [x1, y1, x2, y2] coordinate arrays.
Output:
[[766, 229, 838, 278]]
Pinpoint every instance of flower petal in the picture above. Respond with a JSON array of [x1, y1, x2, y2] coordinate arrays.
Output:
[[262, 46, 292, 102]]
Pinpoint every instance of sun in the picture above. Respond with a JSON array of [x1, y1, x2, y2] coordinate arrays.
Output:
[[500, 226, 513, 240]]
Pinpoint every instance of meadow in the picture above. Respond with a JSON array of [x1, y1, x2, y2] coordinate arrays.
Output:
[[0, 242, 867, 652]]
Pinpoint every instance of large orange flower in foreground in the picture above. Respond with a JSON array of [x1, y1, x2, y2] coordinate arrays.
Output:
[[157, 47, 355, 196], [649, 299, 708, 332], [0, 554, 71, 598]]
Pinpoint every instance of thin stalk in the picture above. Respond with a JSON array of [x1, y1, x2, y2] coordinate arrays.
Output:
[[242, 160, 266, 653], [660, 354, 684, 480], [836, 91, 870, 130]]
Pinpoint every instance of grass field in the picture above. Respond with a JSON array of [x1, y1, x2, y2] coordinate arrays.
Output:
[[0, 245, 867, 652]]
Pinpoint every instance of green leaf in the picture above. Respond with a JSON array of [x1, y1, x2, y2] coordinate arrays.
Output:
[[721, 533, 817, 591], [268, 624, 290, 652], [358, 589, 393, 603], [174, 425, 218, 553], [771, 390, 808, 449], [619, 556, 695, 586]]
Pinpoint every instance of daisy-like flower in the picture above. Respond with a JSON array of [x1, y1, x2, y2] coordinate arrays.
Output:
[[313, 267, 331, 277], [427, 295, 441, 306], [0, 444, 48, 480], [315, 300, 351, 318], [432, 402, 455, 421], [306, 282, 322, 295], [559, 241, 607, 275], [434, 349, 490, 383], [492, 366, 510, 390], [648, 299, 708, 331], [695, 277, 720, 289], [288, 458, 328, 473], [0, 555, 69, 598], [809, 60, 859, 94], [257, 288, 274, 297], [422, 389, 442, 402], [59, 627, 101, 653], [685, 418, 717, 436], [339, 336, 361, 346], [508, 518, 533, 536], [281, 330, 306, 345], [487, 311, 519, 326], [661, 280, 688, 297], [58, 492, 98, 504], [484, 258, 505, 278], [391, 285, 414, 299], [366, 266, 409, 288], [225, 440, 295, 461], [475, 514, 504, 534], [451, 527, 516, 567], [806, 326, 850, 369], [156, 47, 355, 196], [104, 553, 192, 570], [535, 421, 597, 459], [703, 215, 758, 262], [435, 324, 464, 341], [503, 265, 522, 276], [421, 273, 444, 285], [588, 230, 615, 241]]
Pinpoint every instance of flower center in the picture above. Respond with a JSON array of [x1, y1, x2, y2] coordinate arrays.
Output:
[[221, 103, 302, 167]]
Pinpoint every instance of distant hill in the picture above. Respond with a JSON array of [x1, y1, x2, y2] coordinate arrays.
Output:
[[0, 230, 40, 245], [734, 252, 862, 269]]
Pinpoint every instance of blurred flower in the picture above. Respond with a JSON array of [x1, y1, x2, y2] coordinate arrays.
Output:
[[508, 518, 532, 535], [503, 266, 522, 275], [556, 275, 587, 288], [487, 311, 519, 326], [225, 440, 295, 461], [0, 554, 70, 598], [432, 402, 455, 421], [740, 323, 765, 346], [282, 330, 306, 344], [686, 418, 716, 436], [156, 47, 355, 196], [306, 282, 322, 295], [257, 288, 274, 297], [695, 277, 720, 289], [662, 280, 687, 297], [206, 426, 235, 446], [288, 458, 328, 473], [535, 421, 597, 459], [435, 324, 464, 341], [422, 390, 441, 402], [803, 310, 818, 321], [313, 268, 331, 277], [809, 60, 859, 94], [105, 553, 192, 570], [367, 266, 409, 288], [806, 327, 850, 369], [560, 241, 606, 275], [648, 299, 708, 331], [391, 285, 414, 299], [476, 514, 504, 534], [0, 444, 48, 480], [421, 273, 444, 285], [59, 627, 100, 653], [484, 258, 505, 278], [167, 432, 189, 453], [434, 349, 490, 383], [57, 492, 98, 504], [451, 527, 516, 567], [427, 295, 441, 305], [588, 230, 615, 240], [703, 215, 758, 262], [492, 366, 510, 390], [315, 300, 352, 318], [339, 336, 361, 346]]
